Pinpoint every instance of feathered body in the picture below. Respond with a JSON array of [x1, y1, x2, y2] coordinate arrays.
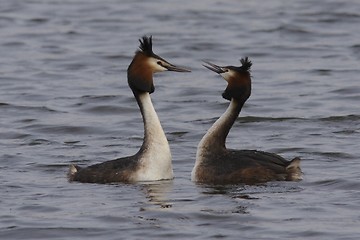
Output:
[[192, 58, 302, 184], [68, 36, 190, 183]]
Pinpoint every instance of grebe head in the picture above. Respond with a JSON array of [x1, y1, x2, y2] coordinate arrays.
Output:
[[127, 36, 190, 93], [203, 57, 252, 101]]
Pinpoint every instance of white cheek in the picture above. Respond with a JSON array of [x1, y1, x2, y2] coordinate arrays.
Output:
[[220, 70, 235, 81], [148, 58, 167, 73]]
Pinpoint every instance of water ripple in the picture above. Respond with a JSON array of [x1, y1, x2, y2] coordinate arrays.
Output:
[[1, 0, 360, 239]]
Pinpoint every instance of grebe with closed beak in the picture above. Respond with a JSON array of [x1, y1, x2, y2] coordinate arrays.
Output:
[[68, 36, 190, 183], [191, 57, 302, 184]]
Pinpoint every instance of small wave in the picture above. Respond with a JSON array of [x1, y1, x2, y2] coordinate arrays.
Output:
[[101, 54, 129, 60], [312, 178, 360, 190], [0, 131, 31, 140], [82, 105, 134, 115], [318, 114, 360, 122], [330, 86, 360, 94], [80, 94, 121, 101], [58, 63, 88, 71], [27, 139, 55, 146], [35, 163, 73, 172], [258, 24, 313, 34], [23, 124, 107, 135], [168, 131, 188, 137], [199, 181, 302, 195], [311, 69, 332, 76], [0, 227, 107, 239], [314, 151, 354, 159], [1, 41, 26, 47], [0, 102, 60, 113], [238, 116, 302, 123], [28, 18, 49, 24], [351, 44, 360, 51]]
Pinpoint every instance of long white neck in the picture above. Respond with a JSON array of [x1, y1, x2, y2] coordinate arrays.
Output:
[[134, 91, 173, 181], [197, 99, 242, 152], [192, 99, 242, 181]]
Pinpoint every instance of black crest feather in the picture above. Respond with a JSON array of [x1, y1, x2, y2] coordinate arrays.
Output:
[[239, 57, 252, 72], [138, 35, 153, 56]]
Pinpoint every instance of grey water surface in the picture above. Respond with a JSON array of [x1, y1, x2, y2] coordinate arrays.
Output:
[[1, 0, 360, 239]]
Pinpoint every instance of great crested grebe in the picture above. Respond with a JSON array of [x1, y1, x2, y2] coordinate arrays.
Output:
[[191, 57, 302, 184], [68, 36, 190, 183]]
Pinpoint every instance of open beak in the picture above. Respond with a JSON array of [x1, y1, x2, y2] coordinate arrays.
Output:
[[163, 62, 191, 72], [202, 61, 226, 74]]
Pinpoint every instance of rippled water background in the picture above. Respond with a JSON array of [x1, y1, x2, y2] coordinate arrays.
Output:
[[1, 0, 360, 239]]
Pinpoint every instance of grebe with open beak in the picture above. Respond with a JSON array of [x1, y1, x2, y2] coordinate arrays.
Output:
[[192, 57, 301, 184]]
